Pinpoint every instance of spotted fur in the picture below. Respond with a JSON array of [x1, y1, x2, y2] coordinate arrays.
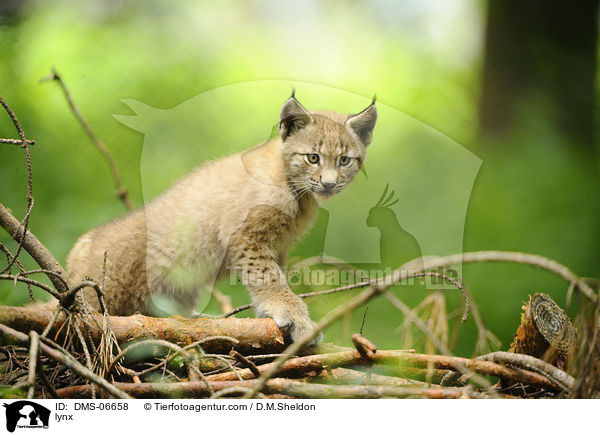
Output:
[[66, 95, 377, 343]]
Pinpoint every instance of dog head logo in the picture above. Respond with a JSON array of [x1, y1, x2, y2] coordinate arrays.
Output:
[[3, 401, 50, 432]]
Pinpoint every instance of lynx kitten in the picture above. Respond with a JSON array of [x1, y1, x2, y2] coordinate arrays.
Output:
[[66, 93, 377, 342]]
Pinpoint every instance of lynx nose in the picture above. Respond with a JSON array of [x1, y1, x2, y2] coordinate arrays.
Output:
[[320, 172, 337, 190]]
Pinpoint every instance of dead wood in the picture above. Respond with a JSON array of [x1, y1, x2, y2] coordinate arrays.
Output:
[[55, 378, 515, 399], [0, 305, 287, 354], [315, 367, 427, 387], [0, 323, 132, 399], [0, 204, 68, 293], [478, 351, 574, 392], [204, 348, 559, 390], [510, 293, 576, 369]]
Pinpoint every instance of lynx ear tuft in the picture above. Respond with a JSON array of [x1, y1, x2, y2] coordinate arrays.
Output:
[[346, 103, 377, 146], [279, 96, 312, 140]]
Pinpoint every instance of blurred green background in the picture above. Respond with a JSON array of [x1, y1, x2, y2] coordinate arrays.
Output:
[[1, 0, 598, 356]]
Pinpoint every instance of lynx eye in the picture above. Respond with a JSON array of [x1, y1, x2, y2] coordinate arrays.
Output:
[[339, 156, 352, 167], [306, 153, 320, 164]]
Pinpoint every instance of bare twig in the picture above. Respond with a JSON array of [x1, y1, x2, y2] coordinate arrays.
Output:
[[130, 337, 239, 378], [26, 331, 40, 398], [0, 203, 68, 293], [61, 280, 108, 313], [37, 363, 58, 398], [0, 138, 35, 146], [8, 269, 70, 289], [478, 351, 575, 392], [229, 350, 261, 378], [0, 243, 32, 297], [223, 271, 468, 320], [219, 280, 375, 318], [0, 96, 35, 277], [0, 274, 61, 298], [107, 339, 214, 394], [461, 282, 501, 355], [0, 323, 132, 398], [570, 288, 600, 398], [69, 316, 96, 398], [40, 68, 133, 211], [415, 251, 596, 302], [96, 252, 120, 379], [242, 270, 468, 398], [384, 290, 494, 390], [41, 306, 63, 338], [242, 286, 381, 398], [351, 334, 377, 359], [205, 347, 555, 390]]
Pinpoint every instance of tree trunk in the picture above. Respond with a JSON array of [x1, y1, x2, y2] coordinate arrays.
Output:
[[479, 0, 599, 149]]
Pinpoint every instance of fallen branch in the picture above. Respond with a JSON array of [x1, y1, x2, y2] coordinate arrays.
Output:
[[478, 351, 574, 392], [242, 286, 382, 398], [204, 349, 559, 390], [0, 305, 287, 354], [55, 378, 514, 399], [242, 269, 469, 398], [0, 204, 68, 293], [318, 367, 425, 387]]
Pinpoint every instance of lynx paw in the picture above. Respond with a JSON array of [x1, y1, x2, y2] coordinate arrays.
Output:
[[279, 316, 322, 346], [257, 305, 322, 346]]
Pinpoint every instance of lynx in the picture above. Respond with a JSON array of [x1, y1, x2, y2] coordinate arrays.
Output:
[[66, 93, 377, 342]]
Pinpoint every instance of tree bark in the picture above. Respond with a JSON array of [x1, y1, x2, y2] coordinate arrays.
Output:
[[0, 203, 69, 292], [0, 305, 287, 354]]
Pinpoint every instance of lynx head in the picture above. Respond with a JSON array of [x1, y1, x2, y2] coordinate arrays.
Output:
[[279, 92, 377, 200]]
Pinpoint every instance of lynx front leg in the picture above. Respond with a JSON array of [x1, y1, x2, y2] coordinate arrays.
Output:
[[234, 254, 321, 344]]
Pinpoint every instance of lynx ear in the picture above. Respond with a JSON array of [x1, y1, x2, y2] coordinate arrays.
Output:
[[346, 102, 377, 146], [279, 96, 312, 140]]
